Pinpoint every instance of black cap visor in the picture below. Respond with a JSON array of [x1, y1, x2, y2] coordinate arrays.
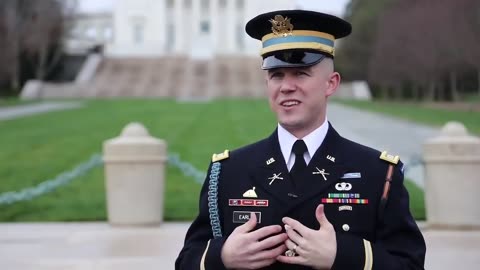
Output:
[[262, 51, 326, 70]]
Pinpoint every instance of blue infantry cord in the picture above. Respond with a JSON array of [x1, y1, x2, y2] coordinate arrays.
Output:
[[208, 162, 222, 239]]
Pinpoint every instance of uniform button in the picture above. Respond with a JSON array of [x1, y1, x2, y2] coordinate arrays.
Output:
[[342, 224, 350, 232]]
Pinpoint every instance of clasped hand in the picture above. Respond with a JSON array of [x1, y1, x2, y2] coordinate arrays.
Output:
[[221, 212, 288, 269], [221, 204, 337, 269]]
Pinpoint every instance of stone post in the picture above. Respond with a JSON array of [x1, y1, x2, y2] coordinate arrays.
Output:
[[103, 122, 167, 226], [423, 121, 480, 229]]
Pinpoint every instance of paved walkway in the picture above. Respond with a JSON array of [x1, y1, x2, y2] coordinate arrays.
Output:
[[0, 222, 479, 270], [0, 101, 83, 121], [328, 103, 440, 187]]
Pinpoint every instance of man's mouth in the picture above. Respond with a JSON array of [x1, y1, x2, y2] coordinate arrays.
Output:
[[280, 100, 301, 107]]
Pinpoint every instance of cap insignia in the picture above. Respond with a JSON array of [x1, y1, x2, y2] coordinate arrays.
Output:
[[269, 15, 293, 37]]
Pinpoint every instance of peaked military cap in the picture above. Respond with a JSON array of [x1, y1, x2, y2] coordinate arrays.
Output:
[[245, 9, 352, 69]]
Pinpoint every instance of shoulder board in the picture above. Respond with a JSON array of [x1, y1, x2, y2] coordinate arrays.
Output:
[[379, 151, 399, 165], [212, 150, 229, 162]]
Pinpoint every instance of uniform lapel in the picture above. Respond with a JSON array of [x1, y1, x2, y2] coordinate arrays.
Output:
[[287, 124, 351, 210], [250, 130, 293, 205]]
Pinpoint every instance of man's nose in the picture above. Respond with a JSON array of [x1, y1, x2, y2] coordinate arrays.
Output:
[[280, 76, 297, 93]]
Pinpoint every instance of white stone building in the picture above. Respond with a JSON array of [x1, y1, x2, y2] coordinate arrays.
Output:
[[65, 0, 297, 57], [106, 0, 295, 58]]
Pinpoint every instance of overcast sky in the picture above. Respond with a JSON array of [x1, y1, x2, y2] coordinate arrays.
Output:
[[78, 0, 350, 16], [295, 0, 350, 16]]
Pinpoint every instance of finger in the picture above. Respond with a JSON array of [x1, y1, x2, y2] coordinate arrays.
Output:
[[285, 238, 296, 250], [248, 258, 277, 269], [254, 232, 288, 250], [315, 204, 332, 228], [252, 243, 287, 261], [234, 212, 257, 234], [277, 254, 306, 265], [284, 224, 304, 246], [249, 224, 282, 240], [282, 217, 310, 237]]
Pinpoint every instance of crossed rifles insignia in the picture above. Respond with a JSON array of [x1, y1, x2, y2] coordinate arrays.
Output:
[[268, 173, 284, 185], [312, 167, 330, 181]]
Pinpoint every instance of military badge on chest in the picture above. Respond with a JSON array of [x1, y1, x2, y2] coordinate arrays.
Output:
[[321, 171, 369, 212], [229, 186, 269, 224]]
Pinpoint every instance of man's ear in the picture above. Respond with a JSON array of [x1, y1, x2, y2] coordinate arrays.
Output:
[[326, 72, 341, 97]]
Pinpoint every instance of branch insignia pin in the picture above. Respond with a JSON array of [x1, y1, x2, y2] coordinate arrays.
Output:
[[268, 173, 283, 185], [312, 167, 330, 181]]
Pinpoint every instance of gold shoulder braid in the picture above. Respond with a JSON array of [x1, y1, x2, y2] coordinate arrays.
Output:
[[378, 151, 399, 220]]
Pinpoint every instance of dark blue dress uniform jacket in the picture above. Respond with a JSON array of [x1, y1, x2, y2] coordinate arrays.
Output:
[[175, 125, 426, 269]]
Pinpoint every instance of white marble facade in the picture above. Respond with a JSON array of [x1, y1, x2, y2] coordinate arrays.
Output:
[[106, 0, 295, 58]]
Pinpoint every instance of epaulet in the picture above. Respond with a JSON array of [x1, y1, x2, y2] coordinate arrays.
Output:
[[212, 150, 229, 162], [379, 151, 399, 165]]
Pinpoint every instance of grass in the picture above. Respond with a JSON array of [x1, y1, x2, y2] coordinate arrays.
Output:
[[405, 180, 425, 220], [0, 99, 426, 221], [336, 99, 480, 134], [464, 93, 480, 102], [0, 99, 276, 221], [0, 97, 36, 107]]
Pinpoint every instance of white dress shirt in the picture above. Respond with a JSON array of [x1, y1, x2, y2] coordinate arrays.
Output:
[[278, 120, 329, 171]]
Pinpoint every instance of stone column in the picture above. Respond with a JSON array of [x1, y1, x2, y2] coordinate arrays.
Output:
[[423, 121, 480, 229], [192, 0, 200, 37], [210, 0, 219, 52], [174, 0, 184, 53], [225, 0, 236, 52], [103, 122, 167, 226]]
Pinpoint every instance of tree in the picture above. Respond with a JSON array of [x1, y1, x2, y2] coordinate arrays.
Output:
[[456, 0, 480, 95], [335, 0, 392, 81], [367, 0, 480, 101], [0, 0, 68, 96]]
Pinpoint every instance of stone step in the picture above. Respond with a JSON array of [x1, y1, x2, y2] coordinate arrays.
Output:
[[90, 57, 265, 98]]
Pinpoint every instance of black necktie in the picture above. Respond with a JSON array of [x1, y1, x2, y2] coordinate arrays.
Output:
[[290, 140, 308, 184]]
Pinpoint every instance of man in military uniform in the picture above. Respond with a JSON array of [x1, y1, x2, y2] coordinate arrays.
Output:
[[176, 9, 426, 270]]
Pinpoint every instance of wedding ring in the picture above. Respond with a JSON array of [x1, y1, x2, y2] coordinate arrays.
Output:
[[285, 249, 296, 257]]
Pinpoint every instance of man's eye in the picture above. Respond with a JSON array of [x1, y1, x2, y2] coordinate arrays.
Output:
[[296, 71, 308, 76], [270, 73, 283, 78]]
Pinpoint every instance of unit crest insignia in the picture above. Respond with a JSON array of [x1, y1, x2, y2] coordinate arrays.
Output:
[[212, 150, 229, 162], [269, 15, 294, 36], [379, 151, 399, 165]]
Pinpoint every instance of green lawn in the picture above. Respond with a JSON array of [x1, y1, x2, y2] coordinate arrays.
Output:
[[0, 99, 276, 221], [336, 99, 480, 134], [0, 99, 426, 221], [404, 180, 425, 220], [0, 97, 35, 107]]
